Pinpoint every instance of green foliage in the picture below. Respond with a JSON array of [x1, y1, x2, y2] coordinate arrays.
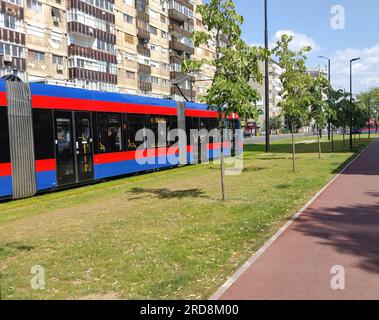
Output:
[[270, 116, 284, 133], [183, 0, 264, 119], [328, 88, 350, 129], [272, 34, 313, 127], [309, 76, 330, 129], [356, 87, 379, 120]]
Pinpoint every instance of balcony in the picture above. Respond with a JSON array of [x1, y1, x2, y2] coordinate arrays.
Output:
[[169, 40, 194, 55], [168, 9, 193, 24], [139, 81, 152, 92], [68, 21, 116, 44], [69, 67, 117, 84], [137, 10, 149, 23], [137, 45, 151, 57], [137, 27, 150, 40], [0, 56, 26, 71], [0, 1, 24, 19], [170, 71, 195, 83], [138, 63, 151, 74], [169, 24, 192, 38], [170, 54, 184, 65], [171, 86, 196, 100]]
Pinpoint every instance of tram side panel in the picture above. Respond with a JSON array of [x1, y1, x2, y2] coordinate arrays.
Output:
[[0, 105, 12, 198]]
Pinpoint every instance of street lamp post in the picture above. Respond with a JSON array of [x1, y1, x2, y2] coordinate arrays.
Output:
[[264, 0, 270, 152], [368, 92, 371, 140], [350, 57, 360, 151], [318, 56, 331, 141]]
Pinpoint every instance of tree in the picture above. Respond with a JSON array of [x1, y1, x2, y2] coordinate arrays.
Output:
[[309, 76, 330, 158], [270, 115, 283, 134], [182, 0, 264, 201], [356, 88, 379, 137], [272, 34, 312, 172], [332, 91, 353, 148]]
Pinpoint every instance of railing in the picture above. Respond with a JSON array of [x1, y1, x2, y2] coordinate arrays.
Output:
[[169, 40, 194, 55], [137, 45, 151, 57], [139, 81, 152, 92]]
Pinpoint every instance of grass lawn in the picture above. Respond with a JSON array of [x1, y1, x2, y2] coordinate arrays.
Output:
[[0, 134, 376, 300]]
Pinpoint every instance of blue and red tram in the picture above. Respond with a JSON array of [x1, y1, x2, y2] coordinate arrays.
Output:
[[0, 78, 241, 200]]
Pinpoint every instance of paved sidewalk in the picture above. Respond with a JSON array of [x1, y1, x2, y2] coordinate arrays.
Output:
[[214, 139, 379, 300]]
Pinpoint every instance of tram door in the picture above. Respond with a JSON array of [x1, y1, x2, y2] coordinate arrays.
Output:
[[54, 111, 94, 186]]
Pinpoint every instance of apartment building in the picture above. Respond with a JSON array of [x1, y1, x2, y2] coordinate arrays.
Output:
[[249, 59, 283, 130], [0, 0, 214, 101]]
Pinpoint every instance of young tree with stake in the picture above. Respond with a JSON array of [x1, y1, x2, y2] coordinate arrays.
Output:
[[272, 34, 312, 172], [182, 0, 264, 201]]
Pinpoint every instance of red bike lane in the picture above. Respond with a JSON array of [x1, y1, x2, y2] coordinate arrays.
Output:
[[213, 139, 379, 300]]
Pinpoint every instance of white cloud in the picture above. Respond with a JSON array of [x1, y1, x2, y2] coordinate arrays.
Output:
[[330, 44, 379, 94], [272, 30, 320, 51]]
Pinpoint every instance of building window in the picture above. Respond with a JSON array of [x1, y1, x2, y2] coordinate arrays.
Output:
[[161, 31, 167, 39], [160, 13, 166, 23], [27, 0, 43, 13], [98, 113, 122, 153], [123, 14, 133, 24], [124, 33, 134, 44], [0, 42, 24, 58], [123, 0, 133, 6], [28, 50, 45, 62], [149, 25, 158, 35], [52, 55, 63, 65], [4, 14, 16, 30], [151, 76, 159, 85], [51, 7, 61, 22], [126, 71, 135, 80]]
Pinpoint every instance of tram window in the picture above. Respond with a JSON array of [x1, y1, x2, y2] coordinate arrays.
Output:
[[185, 117, 192, 145], [150, 115, 169, 148], [207, 118, 219, 131], [168, 116, 178, 145], [199, 118, 207, 130], [0, 107, 10, 163], [33, 109, 55, 160], [127, 114, 146, 150], [97, 113, 122, 153]]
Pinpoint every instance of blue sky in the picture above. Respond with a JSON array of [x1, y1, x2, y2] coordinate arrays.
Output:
[[229, 0, 379, 94]]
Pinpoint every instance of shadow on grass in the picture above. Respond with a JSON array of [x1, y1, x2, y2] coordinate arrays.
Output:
[[127, 187, 208, 200], [0, 242, 34, 258], [242, 166, 266, 173]]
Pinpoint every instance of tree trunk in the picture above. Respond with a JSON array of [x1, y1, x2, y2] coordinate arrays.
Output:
[[220, 118, 226, 202], [317, 125, 321, 159], [331, 124, 334, 152], [291, 122, 296, 172], [343, 128, 346, 147]]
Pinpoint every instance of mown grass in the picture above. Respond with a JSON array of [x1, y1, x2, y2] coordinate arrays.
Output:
[[0, 134, 375, 300]]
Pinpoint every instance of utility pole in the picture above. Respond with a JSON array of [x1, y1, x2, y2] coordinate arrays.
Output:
[[350, 57, 360, 151], [264, 0, 270, 152]]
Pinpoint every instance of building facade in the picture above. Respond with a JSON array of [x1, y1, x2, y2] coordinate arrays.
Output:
[[249, 59, 283, 131], [0, 0, 213, 100]]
